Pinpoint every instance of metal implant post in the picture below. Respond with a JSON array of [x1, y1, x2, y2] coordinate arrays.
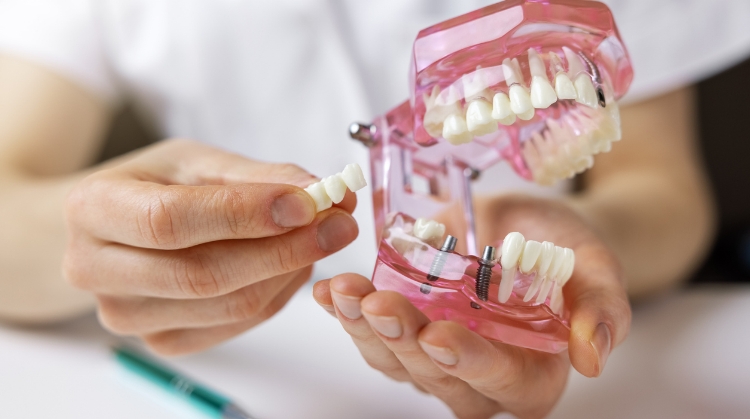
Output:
[[427, 235, 458, 281], [475, 246, 496, 302]]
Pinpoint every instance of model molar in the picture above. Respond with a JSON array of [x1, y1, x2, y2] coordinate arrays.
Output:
[[304, 163, 367, 212], [412, 218, 447, 244]]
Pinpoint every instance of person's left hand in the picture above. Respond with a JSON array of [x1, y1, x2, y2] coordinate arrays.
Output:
[[313, 195, 631, 419]]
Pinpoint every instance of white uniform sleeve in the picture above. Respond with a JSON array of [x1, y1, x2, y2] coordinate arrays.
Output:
[[0, 0, 120, 102]]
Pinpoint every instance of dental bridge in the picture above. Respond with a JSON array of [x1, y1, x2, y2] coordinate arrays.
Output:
[[347, 0, 633, 354]]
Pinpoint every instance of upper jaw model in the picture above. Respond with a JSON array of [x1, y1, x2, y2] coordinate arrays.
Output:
[[350, 0, 632, 354]]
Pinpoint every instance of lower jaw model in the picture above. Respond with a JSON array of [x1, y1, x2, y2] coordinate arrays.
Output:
[[347, 0, 633, 354]]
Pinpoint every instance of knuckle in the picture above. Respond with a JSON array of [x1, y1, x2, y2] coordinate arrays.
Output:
[[138, 192, 181, 248], [96, 297, 135, 335], [171, 248, 227, 298], [216, 188, 259, 237], [275, 163, 306, 177], [365, 360, 410, 381], [265, 237, 299, 275], [61, 239, 92, 289], [413, 371, 457, 392], [143, 333, 185, 357], [256, 292, 289, 322], [225, 287, 264, 322]]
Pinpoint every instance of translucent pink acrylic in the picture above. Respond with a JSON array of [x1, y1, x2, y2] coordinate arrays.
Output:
[[363, 0, 632, 353]]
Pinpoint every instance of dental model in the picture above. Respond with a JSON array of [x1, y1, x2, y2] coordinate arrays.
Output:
[[304, 163, 367, 212], [348, 0, 632, 354]]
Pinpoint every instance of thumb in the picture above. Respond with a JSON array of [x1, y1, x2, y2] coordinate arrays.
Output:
[[566, 242, 632, 377]]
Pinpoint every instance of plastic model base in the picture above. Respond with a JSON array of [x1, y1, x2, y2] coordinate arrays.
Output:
[[353, 0, 633, 354]]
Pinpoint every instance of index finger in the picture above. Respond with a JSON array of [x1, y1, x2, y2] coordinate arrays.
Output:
[[67, 172, 318, 249]]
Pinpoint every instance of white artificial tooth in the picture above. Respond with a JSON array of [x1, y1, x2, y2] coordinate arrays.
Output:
[[536, 246, 566, 305], [520, 240, 543, 302], [530, 76, 557, 109], [304, 181, 332, 212], [563, 46, 585, 76], [341, 163, 367, 192], [442, 114, 473, 145], [555, 73, 577, 100], [536, 241, 556, 278], [519, 240, 542, 274], [509, 85, 533, 118], [550, 283, 564, 314], [549, 246, 567, 282], [412, 218, 446, 242], [466, 99, 498, 136], [323, 174, 347, 204], [423, 86, 463, 139], [517, 107, 535, 121], [499, 232, 525, 303], [501, 232, 526, 270], [558, 247, 575, 286], [527, 49, 557, 109], [491, 93, 516, 125], [574, 74, 598, 108]]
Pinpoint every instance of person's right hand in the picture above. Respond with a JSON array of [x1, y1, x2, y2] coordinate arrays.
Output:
[[63, 139, 359, 355]]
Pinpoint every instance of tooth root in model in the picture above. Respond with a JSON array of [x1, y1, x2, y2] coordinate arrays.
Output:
[[499, 232, 525, 303], [549, 283, 565, 314], [524, 241, 556, 301], [519, 240, 542, 302], [536, 246, 566, 304], [305, 163, 367, 212], [563, 46, 586, 77], [528, 49, 557, 109]]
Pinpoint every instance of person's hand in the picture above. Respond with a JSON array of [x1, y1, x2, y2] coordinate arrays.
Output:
[[313, 195, 630, 419], [64, 139, 358, 355]]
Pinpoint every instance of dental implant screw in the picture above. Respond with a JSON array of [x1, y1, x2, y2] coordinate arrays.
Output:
[[348, 122, 378, 147], [475, 246, 496, 302], [427, 235, 458, 281]]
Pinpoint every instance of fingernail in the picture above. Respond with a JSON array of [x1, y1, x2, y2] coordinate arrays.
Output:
[[317, 213, 358, 252], [419, 341, 458, 366], [271, 192, 316, 228], [365, 314, 402, 339], [591, 323, 612, 375], [331, 291, 362, 320]]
